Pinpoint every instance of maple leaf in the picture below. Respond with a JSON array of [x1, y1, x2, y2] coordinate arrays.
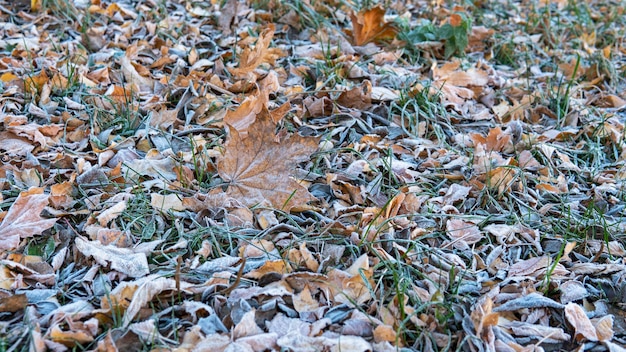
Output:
[[0, 188, 57, 251], [218, 106, 319, 211], [228, 24, 285, 79], [349, 5, 397, 46]]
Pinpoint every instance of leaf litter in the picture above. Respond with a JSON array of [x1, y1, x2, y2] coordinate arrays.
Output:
[[0, 0, 626, 351]]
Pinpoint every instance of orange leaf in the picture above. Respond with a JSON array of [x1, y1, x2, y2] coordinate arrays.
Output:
[[50, 325, 94, 347], [350, 5, 397, 46], [24, 70, 49, 95], [224, 91, 266, 138], [450, 13, 463, 26], [218, 106, 320, 211], [0, 72, 18, 83], [228, 24, 284, 78], [471, 126, 511, 152]]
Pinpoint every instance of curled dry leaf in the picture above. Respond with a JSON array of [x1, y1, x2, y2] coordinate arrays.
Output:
[[0, 188, 57, 251], [327, 254, 374, 305], [218, 106, 320, 211], [122, 276, 192, 328], [50, 324, 94, 348], [431, 60, 490, 106]]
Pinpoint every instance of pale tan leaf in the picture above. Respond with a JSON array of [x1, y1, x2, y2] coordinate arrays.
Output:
[[150, 193, 185, 212], [129, 320, 176, 345], [193, 333, 231, 352], [123, 153, 178, 181], [96, 200, 127, 226], [236, 333, 279, 352], [565, 303, 598, 341], [233, 309, 263, 339], [122, 276, 192, 328], [0, 189, 57, 251], [373, 325, 397, 343], [50, 325, 94, 347], [330, 335, 372, 352], [292, 285, 320, 313], [228, 24, 284, 78], [75, 237, 149, 278], [593, 315, 614, 342], [120, 56, 153, 93], [299, 242, 319, 272], [508, 322, 570, 341], [224, 91, 265, 137]]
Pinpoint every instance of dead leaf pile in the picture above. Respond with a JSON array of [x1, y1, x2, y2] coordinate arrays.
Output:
[[0, 0, 625, 351]]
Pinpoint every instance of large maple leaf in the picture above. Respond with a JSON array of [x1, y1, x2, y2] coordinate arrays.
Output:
[[218, 107, 319, 211], [0, 188, 57, 251]]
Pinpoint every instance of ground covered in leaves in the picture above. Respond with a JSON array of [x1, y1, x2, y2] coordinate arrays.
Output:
[[1, 0, 626, 350]]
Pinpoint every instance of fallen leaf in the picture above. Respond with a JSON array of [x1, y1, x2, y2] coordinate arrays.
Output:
[[593, 315, 614, 341], [373, 324, 397, 343], [75, 237, 149, 278], [0, 188, 57, 251], [0, 293, 28, 312], [50, 324, 94, 347], [565, 302, 599, 341], [218, 106, 319, 211], [150, 193, 185, 212], [336, 81, 372, 110], [122, 275, 192, 327], [224, 90, 266, 137], [233, 309, 264, 339], [96, 200, 127, 226], [445, 219, 482, 250], [349, 5, 397, 46], [228, 24, 284, 78]]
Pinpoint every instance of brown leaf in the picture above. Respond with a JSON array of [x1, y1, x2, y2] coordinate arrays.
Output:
[[0, 188, 57, 251], [218, 0, 238, 34], [593, 315, 614, 341], [233, 309, 263, 339], [228, 24, 284, 78], [350, 5, 397, 46], [337, 81, 372, 110], [224, 91, 266, 137], [373, 324, 397, 343], [218, 106, 319, 211], [0, 293, 28, 312]]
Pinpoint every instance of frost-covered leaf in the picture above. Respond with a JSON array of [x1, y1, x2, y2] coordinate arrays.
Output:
[[218, 106, 319, 211], [0, 188, 57, 251]]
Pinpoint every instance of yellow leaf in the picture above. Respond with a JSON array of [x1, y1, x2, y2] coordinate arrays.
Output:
[[0, 72, 18, 83]]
